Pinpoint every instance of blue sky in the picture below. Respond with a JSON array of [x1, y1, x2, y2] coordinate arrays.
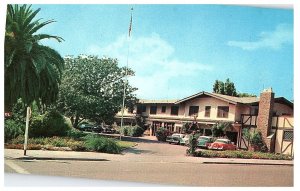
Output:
[[32, 4, 294, 100]]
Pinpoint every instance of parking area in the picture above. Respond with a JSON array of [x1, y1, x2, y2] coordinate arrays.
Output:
[[122, 136, 188, 157]]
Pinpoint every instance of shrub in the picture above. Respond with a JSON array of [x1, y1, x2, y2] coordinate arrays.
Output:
[[84, 135, 121, 154], [66, 128, 88, 140], [120, 126, 130, 136], [243, 128, 265, 151], [4, 119, 25, 143], [155, 127, 170, 142], [29, 115, 45, 137], [128, 126, 144, 137], [29, 110, 71, 137], [119, 125, 144, 137], [67, 141, 86, 151], [194, 150, 292, 160], [50, 137, 68, 147]]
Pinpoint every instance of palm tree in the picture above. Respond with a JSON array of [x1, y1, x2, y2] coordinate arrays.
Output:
[[5, 4, 64, 110]]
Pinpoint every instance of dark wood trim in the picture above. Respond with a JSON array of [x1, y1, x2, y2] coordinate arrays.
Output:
[[277, 128, 293, 130], [284, 117, 294, 127], [281, 130, 284, 154], [282, 142, 292, 153]]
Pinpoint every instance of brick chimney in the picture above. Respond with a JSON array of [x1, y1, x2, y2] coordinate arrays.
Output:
[[257, 88, 274, 151]]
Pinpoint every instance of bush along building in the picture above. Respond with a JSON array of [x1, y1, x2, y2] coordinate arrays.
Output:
[[115, 88, 293, 155]]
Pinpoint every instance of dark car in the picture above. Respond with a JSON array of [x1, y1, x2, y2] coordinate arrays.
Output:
[[78, 123, 94, 131], [102, 125, 116, 134], [91, 125, 103, 133]]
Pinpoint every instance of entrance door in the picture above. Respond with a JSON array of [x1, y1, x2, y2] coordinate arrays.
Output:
[[226, 131, 238, 144]]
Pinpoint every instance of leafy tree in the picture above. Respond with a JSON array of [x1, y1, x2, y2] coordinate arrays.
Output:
[[211, 122, 231, 137], [213, 80, 220, 93], [56, 55, 137, 128], [5, 4, 64, 110], [213, 80, 225, 94], [213, 78, 240, 96], [224, 78, 237, 96], [237, 93, 257, 97]]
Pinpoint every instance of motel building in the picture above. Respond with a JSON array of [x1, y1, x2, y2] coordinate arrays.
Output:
[[116, 88, 294, 155]]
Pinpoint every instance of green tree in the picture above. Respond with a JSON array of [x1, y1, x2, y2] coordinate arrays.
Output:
[[211, 122, 231, 137], [224, 78, 237, 96], [213, 78, 242, 96], [213, 80, 225, 94], [5, 4, 64, 110], [56, 55, 137, 128], [237, 93, 257, 97]]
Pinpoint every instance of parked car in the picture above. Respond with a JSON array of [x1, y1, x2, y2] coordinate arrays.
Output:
[[180, 134, 191, 146], [91, 125, 103, 133], [78, 123, 95, 132], [102, 125, 116, 134], [166, 133, 185, 144], [197, 136, 214, 149], [208, 138, 236, 151]]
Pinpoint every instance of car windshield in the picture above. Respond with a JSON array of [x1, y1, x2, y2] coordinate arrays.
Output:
[[198, 137, 209, 141], [173, 134, 180, 138], [216, 140, 229, 144]]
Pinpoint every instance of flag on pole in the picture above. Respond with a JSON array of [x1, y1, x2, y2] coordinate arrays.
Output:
[[128, 8, 133, 37]]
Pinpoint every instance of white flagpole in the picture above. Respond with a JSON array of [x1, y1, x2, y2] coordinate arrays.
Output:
[[24, 106, 31, 155], [120, 8, 133, 140]]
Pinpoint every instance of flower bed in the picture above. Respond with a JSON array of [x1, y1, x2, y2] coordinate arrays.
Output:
[[5, 135, 136, 154], [195, 150, 292, 160]]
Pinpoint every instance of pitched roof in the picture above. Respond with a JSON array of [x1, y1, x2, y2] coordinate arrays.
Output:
[[138, 99, 178, 104], [138, 92, 293, 108], [175, 91, 260, 104]]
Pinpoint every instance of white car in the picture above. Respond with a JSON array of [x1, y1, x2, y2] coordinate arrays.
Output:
[[180, 134, 191, 145], [166, 133, 185, 144]]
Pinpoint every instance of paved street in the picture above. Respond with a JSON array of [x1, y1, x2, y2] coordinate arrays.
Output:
[[4, 136, 294, 187]]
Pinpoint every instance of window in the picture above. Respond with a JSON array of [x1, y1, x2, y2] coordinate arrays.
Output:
[[171, 106, 179, 116], [189, 106, 199, 116], [136, 105, 146, 114], [205, 106, 211, 117], [217, 106, 229, 118], [283, 131, 293, 141], [161, 106, 166, 113], [150, 106, 157, 115]]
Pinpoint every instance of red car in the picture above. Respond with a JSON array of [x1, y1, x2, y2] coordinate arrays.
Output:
[[208, 138, 236, 151]]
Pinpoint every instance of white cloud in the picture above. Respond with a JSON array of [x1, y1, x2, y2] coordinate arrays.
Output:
[[227, 24, 293, 50], [87, 33, 213, 99]]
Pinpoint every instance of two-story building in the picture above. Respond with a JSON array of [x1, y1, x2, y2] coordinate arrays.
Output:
[[116, 88, 293, 155]]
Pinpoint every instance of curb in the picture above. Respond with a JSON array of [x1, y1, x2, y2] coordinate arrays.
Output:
[[203, 162, 293, 166], [15, 156, 110, 162]]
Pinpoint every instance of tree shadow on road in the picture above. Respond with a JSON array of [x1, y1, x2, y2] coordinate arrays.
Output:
[[121, 136, 166, 144], [122, 147, 157, 155]]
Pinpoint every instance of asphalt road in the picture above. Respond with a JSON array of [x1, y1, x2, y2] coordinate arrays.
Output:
[[5, 159, 293, 186], [4, 137, 294, 186]]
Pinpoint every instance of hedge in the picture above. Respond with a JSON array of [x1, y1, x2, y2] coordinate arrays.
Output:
[[195, 150, 292, 160]]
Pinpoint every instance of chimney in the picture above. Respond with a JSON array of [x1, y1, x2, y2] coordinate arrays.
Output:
[[257, 88, 274, 151]]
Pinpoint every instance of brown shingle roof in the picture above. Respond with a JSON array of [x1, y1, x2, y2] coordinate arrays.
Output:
[[175, 91, 260, 104], [138, 99, 178, 104]]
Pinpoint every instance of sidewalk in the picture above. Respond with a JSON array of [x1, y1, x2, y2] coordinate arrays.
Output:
[[4, 149, 294, 166]]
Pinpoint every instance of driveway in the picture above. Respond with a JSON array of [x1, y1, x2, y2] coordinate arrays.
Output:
[[122, 136, 188, 156]]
